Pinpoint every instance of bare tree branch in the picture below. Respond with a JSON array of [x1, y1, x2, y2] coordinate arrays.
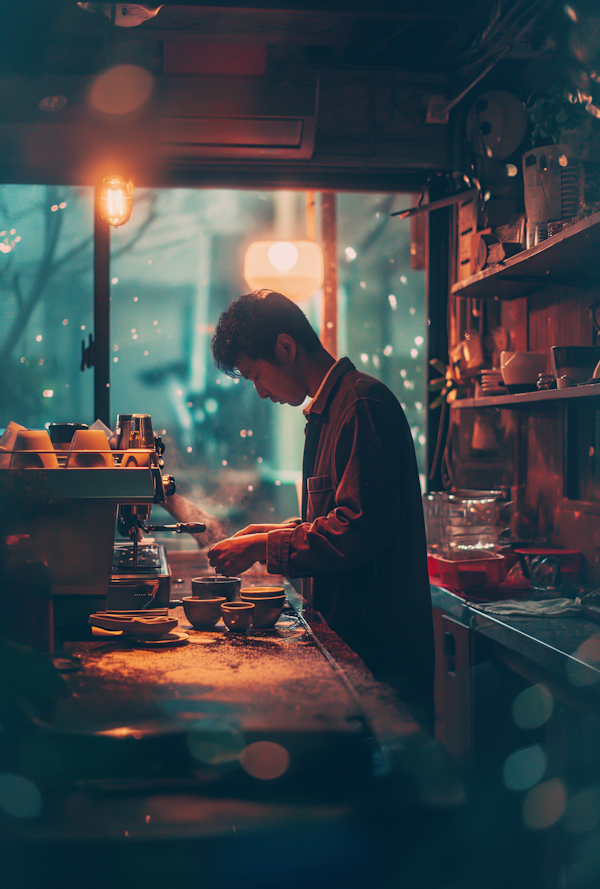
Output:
[[12, 272, 24, 309], [0, 188, 65, 366]]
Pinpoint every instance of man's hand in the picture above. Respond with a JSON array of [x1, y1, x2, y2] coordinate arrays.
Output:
[[231, 522, 297, 538], [207, 533, 267, 576]]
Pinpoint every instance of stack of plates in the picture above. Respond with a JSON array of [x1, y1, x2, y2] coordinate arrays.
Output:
[[480, 369, 506, 396], [89, 609, 188, 646]]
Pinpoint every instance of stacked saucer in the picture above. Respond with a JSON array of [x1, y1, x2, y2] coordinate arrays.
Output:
[[480, 369, 506, 396]]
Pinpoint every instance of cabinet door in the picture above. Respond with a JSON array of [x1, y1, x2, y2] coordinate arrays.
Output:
[[433, 609, 473, 765]]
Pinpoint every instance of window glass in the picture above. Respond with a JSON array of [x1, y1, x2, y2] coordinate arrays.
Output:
[[109, 189, 425, 546], [0, 185, 94, 430], [337, 193, 426, 483]]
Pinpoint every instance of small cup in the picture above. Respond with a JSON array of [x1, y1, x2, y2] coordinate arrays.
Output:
[[221, 601, 254, 632], [240, 593, 286, 629], [500, 351, 546, 387], [192, 576, 240, 602], [10, 429, 59, 469], [183, 596, 226, 628], [120, 449, 152, 467], [0, 422, 28, 467], [48, 423, 89, 450], [239, 586, 285, 599], [66, 429, 114, 468]]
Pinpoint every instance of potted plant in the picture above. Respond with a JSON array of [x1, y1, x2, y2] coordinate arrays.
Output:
[[523, 84, 600, 244]]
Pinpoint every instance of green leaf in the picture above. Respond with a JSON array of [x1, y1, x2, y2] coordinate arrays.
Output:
[[429, 358, 447, 374], [428, 377, 446, 391]]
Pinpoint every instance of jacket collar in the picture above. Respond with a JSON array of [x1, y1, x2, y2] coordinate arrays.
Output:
[[304, 357, 355, 416]]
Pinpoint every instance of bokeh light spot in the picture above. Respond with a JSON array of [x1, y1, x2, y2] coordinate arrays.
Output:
[[563, 785, 600, 834], [0, 774, 42, 819], [566, 635, 600, 686], [240, 741, 290, 780], [522, 778, 567, 830], [89, 64, 154, 116], [503, 744, 547, 791], [186, 722, 244, 766], [512, 684, 554, 730]]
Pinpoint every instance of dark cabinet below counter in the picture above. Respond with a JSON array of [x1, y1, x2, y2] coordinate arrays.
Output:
[[432, 585, 600, 889]]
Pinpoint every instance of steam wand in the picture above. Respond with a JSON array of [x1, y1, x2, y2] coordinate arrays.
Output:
[[145, 523, 207, 534]]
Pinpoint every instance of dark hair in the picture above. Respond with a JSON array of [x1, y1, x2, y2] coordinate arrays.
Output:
[[211, 289, 321, 376]]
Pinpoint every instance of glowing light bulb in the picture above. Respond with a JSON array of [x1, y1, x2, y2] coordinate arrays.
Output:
[[268, 241, 299, 271], [100, 176, 134, 228]]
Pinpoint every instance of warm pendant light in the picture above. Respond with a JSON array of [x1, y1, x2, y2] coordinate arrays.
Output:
[[243, 239, 324, 303], [100, 176, 134, 227]]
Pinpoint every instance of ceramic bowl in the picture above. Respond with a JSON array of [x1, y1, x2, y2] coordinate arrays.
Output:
[[192, 576, 241, 602], [120, 449, 152, 467], [183, 596, 226, 628], [66, 429, 114, 468], [10, 429, 59, 469], [221, 601, 254, 632], [0, 421, 27, 467], [552, 346, 600, 384], [239, 586, 285, 599], [240, 593, 286, 629], [500, 351, 546, 387]]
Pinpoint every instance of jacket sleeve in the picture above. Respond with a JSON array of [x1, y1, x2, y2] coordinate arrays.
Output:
[[266, 397, 411, 578]]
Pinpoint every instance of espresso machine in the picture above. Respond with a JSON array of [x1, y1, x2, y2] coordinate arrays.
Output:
[[109, 414, 205, 609]]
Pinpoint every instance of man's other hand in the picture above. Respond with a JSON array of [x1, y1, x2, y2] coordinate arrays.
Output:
[[207, 533, 267, 576], [231, 522, 295, 538]]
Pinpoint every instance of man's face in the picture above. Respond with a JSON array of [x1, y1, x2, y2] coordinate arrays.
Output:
[[236, 354, 308, 407]]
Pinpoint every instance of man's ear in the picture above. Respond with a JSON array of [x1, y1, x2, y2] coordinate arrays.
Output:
[[275, 334, 297, 364]]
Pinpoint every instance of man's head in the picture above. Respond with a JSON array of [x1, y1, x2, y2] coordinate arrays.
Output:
[[211, 290, 322, 406]]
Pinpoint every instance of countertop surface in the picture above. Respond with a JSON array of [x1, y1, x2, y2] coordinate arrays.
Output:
[[0, 554, 454, 847], [431, 584, 600, 691]]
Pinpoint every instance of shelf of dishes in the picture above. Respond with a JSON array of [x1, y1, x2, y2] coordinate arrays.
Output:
[[451, 209, 600, 301], [451, 381, 600, 410], [453, 346, 600, 409]]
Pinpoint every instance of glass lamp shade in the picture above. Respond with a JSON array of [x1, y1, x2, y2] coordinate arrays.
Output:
[[100, 176, 134, 227], [243, 240, 324, 303]]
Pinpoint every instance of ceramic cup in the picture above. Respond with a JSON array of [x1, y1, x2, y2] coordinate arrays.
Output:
[[551, 346, 600, 384], [66, 429, 115, 468], [48, 423, 89, 450], [120, 449, 152, 467], [500, 351, 546, 389], [10, 429, 59, 469], [0, 421, 28, 468], [191, 576, 241, 602], [240, 593, 286, 629], [182, 596, 226, 628], [239, 586, 285, 598], [221, 601, 254, 632]]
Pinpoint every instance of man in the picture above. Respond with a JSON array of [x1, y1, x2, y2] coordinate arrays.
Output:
[[208, 290, 434, 726]]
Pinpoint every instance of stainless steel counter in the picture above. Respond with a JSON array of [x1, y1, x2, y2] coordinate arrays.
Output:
[[431, 584, 600, 692]]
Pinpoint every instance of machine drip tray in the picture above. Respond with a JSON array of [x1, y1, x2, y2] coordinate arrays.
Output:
[[109, 544, 171, 609]]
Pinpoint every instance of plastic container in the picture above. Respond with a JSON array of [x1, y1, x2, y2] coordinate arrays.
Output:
[[423, 490, 502, 557], [428, 552, 506, 592]]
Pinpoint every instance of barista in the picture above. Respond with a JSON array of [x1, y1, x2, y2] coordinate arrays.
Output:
[[207, 290, 434, 726]]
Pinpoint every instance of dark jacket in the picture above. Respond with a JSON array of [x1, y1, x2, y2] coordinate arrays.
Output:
[[267, 358, 434, 717]]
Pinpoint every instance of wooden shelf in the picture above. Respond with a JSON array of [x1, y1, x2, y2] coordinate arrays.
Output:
[[451, 382, 600, 410], [452, 210, 600, 301]]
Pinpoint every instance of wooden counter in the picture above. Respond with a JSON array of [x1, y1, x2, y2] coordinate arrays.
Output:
[[0, 556, 464, 889]]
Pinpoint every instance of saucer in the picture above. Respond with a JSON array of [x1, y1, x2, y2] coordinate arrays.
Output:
[[131, 631, 189, 647]]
